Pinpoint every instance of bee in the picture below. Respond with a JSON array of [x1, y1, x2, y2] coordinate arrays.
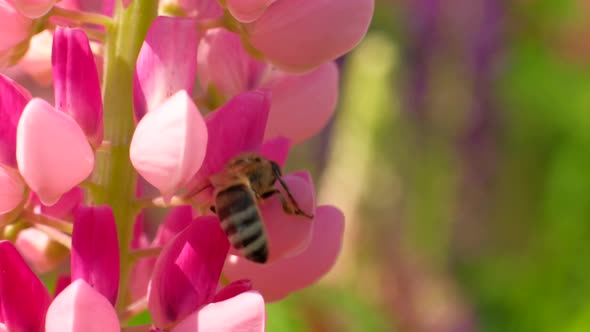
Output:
[[209, 152, 314, 263]]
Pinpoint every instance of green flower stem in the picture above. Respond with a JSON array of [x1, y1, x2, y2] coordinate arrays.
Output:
[[93, 0, 157, 313]]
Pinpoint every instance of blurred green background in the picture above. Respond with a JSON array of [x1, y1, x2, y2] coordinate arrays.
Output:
[[277, 0, 590, 331]]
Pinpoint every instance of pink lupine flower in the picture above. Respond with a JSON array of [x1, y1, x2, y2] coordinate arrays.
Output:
[[9, 0, 57, 18], [134, 16, 198, 121], [15, 30, 54, 86], [0, 1, 32, 53], [0, 240, 51, 332], [16, 27, 100, 205], [226, 0, 276, 23], [224, 205, 344, 301], [15, 227, 69, 272], [243, 0, 374, 72], [148, 216, 265, 332], [0, 165, 24, 214], [198, 28, 339, 144], [185, 90, 315, 262]]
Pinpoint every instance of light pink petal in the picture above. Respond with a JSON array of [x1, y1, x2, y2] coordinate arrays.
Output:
[[0, 165, 24, 214], [227, 0, 276, 23], [0, 74, 30, 168], [10, 0, 56, 18], [186, 90, 270, 192], [71, 205, 120, 305], [159, 0, 222, 19], [0, 240, 51, 332], [15, 227, 68, 273], [258, 136, 290, 167], [172, 291, 265, 332], [46, 280, 120, 332], [16, 98, 94, 205], [0, 323, 7, 332], [213, 279, 252, 303], [52, 27, 103, 147], [257, 171, 315, 262], [263, 62, 338, 143], [131, 90, 208, 201], [224, 205, 344, 302], [153, 205, 193, 246], [134, 16, 198, 121], [246, 0, 374, 72], [148, 216, 229, 329], [197, 28, 266, 97], [0, 2, 32, 50]]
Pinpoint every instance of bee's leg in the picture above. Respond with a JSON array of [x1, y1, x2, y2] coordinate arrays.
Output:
[[261, 189, 314, 219], [210, 205, 217, 214]]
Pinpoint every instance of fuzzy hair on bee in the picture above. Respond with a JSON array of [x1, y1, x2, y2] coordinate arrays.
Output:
[[209, 152, 313, 264]]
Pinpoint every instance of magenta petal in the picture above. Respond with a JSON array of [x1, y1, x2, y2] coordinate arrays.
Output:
[[263, 62, 339, 143], [130, 90, 208, 201], [71, 205, 120, 305], [16, 98, 94, 205], [0, 74, 30, 168], [0, 240, 51, 332], [172, 291, 265, 332], [0, 165, 24, 214], [213, 279, 252, 303], [37, 186, 83, 220], [52, 27, 103, 147], [54, 274, 72, 297], [224, 205, 344, 302], [45, 280, 120, 332], [186, 90, 271, 192], [148, 216, 229, 329], [197, 28, 266, 97], [258, 171, 315, 261], [134, 16, 198, 121], [258, 136, 290, 167]]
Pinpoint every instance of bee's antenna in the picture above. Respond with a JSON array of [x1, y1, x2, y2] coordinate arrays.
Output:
[[271, 161, 314, 219]]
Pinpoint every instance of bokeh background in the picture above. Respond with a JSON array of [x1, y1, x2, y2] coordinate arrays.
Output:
[[272, 0, 590, 331]]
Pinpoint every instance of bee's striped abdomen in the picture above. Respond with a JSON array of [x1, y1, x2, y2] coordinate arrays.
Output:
[[215, 184, 268, 263]]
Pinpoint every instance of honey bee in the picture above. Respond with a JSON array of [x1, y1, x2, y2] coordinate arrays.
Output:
[[209, 152, 314, 263]]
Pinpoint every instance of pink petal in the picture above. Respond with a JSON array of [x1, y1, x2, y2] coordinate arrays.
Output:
[[0, 323, 7, 332], [0, 165, 24, 214], [148, 216, 229, 329], [0, 74, 29, 168], [46, 280, 120, 332], [52, 27, 103, 147], [0, 2, 32, 50], [213, 279, 252, 303], [226, 0, 276, 23], [0, 240, 51, 332], [245, 0, 374, 72], [134, 16, 198, 121], [16, 99, 94, 205], [171, 291, 265, 332], [10, 0, 56, 18], [186, 90, 270, 193], [71, 205, 120, 305], [257, 171, 315, 262], [258, 136, 290, 167], [130, 90, 208, 201], [15, 227, 68, 273], [224, 205, 344, 301], [197, 28, 266, 97], [263, 62, 338, 143]]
